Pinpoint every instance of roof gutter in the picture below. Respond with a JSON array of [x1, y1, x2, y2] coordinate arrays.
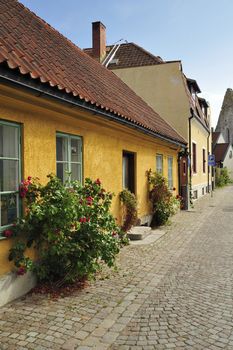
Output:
[[0, 66, 186, 148]]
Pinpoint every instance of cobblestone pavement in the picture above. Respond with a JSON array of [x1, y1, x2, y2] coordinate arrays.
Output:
[[1, 187, 233, 350]]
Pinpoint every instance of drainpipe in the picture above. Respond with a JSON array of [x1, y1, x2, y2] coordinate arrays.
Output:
[[207, 131, 210, 193], [211, 127, 215, 192], [188, 109, 194, 207]]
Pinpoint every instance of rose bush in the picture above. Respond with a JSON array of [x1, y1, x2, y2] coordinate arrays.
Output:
[[147, 169, 180, 226], [119, 189, 138, 232], [9, 175, 126, 284]]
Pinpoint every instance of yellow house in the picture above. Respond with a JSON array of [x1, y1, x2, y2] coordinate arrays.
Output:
[[84, 23, 211, 204], [0, 1, 186, 304]]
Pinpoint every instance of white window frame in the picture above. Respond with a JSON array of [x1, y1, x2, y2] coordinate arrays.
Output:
[[0, 120, 21, 233], [192, 141, 197, 175], [56, 132, 82, 183], [202, 147, 206, 174], [156, 154, 163, 175], [167, 156, 173, 189]]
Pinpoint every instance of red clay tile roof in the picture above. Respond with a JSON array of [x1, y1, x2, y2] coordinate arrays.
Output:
[[84, 43, 164, 69], [0, 0, 186, 145], [213, 143, 229, 162], [212, 132, 220, 146]]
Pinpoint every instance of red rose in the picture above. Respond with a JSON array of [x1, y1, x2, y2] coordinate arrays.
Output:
[[3, 229, 13, 238], [112, 232, 118, 238], [17, 266, 26, 276], [79, 217, 87, 223], [86, 196, 93, 205], [95, 178, 101, 186], [27, 176, 32, 181]]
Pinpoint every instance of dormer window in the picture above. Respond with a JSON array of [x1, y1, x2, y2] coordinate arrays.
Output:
[[191, 87, 196, 101]]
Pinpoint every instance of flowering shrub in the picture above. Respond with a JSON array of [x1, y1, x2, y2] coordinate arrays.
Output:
[[119, 189, 138, 232], [19, 176, 32, 198], [2, 229, 14, 238], [216, 167, 232, 187], [9, 175, 124, 284], [147, 169, 180, 226]]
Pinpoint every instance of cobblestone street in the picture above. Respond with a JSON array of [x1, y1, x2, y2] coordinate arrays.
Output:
[[1, 186, 233, 350]]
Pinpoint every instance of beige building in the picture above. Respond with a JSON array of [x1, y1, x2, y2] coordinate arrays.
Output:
[[84, 22, 212, 203]]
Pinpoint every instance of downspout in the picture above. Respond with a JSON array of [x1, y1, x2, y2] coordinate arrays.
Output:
[[189, 109, 194, 206], [207, 130, 210, 192]]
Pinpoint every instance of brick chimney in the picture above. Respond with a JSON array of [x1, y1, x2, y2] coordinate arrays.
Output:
[[92, 21, 106, 62]]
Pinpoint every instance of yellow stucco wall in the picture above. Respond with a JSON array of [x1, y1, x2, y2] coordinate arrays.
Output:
[[112, 63, 211, 196], [0, 84, 180, 275], [190, 118, 211, 187], [113, 62, 190, 140]]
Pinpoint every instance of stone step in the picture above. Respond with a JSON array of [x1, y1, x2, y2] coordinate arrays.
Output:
[[128, 226, 152, 241]]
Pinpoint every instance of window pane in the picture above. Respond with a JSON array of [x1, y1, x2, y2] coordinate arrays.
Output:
[[192, 143, 197, 173], [71, 138, 82, 162], [1, 193, 17, 226], [56, 136, 68, 161], [168, 157, 173, 188], [0, 159, 19, 192], [0, 124, 19, 158], [156, 155, 163, 174], [71, 163, 81, 182], [56, 162, 69, 183]]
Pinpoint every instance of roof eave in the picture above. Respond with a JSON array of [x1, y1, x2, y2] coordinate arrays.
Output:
[[0, 65, 186, 148]]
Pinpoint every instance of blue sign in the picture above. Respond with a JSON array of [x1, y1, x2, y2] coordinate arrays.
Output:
[[208, 154, 215, 166]]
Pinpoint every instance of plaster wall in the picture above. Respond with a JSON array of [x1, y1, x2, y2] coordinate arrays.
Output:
[[223, 146, 233, 179], [217, 134, 225, 144], [190, 119, 210, 194], [112, 62, 190, 141], [0, 84, 180, 276], [216, 88, 233, 145]]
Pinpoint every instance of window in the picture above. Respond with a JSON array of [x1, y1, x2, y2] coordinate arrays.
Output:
[[192, 143, 197, 173], [0, 121, 21, 231], [182, 160, 186, 176], [203, 149, 206, 173], [156, 154, 163, 174], [208, 151, 210, 173], [167, 156, 173, 189], [56, 133, 82, 183], [191, 88, 196, 103], [122, 151, 135, 193], [193, 190, 198, 199]]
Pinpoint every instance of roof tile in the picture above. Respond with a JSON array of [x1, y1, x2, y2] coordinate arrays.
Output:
[[213, 143, 229, 162], [84, 42, 164, 69], [0, 0, 185, 144]]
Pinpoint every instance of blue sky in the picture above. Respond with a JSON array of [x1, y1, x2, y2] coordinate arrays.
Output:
[[20, 0, 233, 127]]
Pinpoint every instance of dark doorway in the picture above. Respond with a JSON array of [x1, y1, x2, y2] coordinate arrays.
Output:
[[179, 154, 188, 210], [122, 151, 135, 193]]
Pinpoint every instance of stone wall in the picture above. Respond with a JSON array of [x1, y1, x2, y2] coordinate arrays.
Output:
[[216, 88, 233, 145]]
